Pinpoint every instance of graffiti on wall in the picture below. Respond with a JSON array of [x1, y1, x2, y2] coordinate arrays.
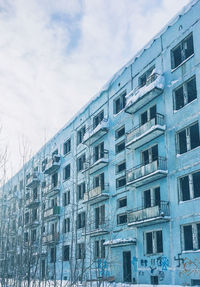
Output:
[[97, 258, 110, 277], [179, 257, 200, 277]]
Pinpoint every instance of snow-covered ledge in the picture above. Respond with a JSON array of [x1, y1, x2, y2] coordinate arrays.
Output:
[[83, 119, 109, 144], [104, 238, 136, 247]]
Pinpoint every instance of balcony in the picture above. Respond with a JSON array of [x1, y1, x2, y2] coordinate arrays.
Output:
[[125, 73, 164, 114], [29, 218, 40, 227], [44, 155, 61, 175], [83, 150, 109, 174], [83, 119, 109, 145], [43, 206, 61, 220], [43, 183, 60, 197], [25, 197, 40, 208], [43, 232, 59, 244], [126, 114, 166, 149], [128, 201, 170, 227], [85, 223, 109, 237], [26, 172, 40, 188], [127, 157, 167, 187], [83, 185, 109, 205]]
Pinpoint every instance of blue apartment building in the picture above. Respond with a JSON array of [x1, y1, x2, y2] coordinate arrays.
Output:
[[0, 0, 200, 285]]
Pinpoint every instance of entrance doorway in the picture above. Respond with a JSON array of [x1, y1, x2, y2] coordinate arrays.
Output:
[[123, 251, 132, 282]]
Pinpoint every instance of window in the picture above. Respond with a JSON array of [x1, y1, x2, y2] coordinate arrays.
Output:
[[179, 171, 200, 201], [31, 229, 36, 243], [52, 172, 58, 187], [63, 245, 70, 261], [77, 182, 86, 200], [20, 180, 23, 190], [140, 105, 156, 125], [145, 230, 163, 255], [63, 218, 70, 233], [77, 126, 86, 145], [115, 126, 125, 140], [118, 197, 127, 208], [63, 190, 70, 206], [93, 110, 104, 129], [174, 76, 197, 111], [115, 140, 125, 154], [116, 161, 126, 174], [143, 187, 160, 208], [95, 205, 105, 229], [114, 92, 126, 114], [139, 66, 155, 88], [42, 159, 47, 172], [77, 154, 86, 172], [117, 213, 127, 225], [33, 187, 38, 200], [77, 243, 85, 259], [142, 144, 158, 165], [25, 212, 29, 224], [182, 223, 200, 251], [50, 247, 56, 263], [77, 212, 85, 229], [171, 33, 194, 69], [116, 176, 126, 188], [94, 173, 105, 190], [177, 122, 200, 154], [94, 142, 104, 162], [51, 197, 57, 207], [63, 139, 71, 155], [63, 164, 70, 180], [24, 232, 28, 242], [32, 208, 37, 221], [94, 240, 105, 259]]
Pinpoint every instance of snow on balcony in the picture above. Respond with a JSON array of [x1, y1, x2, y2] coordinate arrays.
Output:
[[104, 238, 136, 247], [83, 119, 109, 145], [125, 73, 164, 114], [83, 185, 109, 204]]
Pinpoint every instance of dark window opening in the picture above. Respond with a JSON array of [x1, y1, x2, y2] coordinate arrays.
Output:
[[115, 126, 125, 139], [180, 175, 190, 201], [116, 141, 125, 154], [117, 214, 127, 225], [184, 225, 193, 250], [116, 176, 126, 188], [193, 172, 200, 198], [118, 197, 127, 208], [146, 232, 153, 254]]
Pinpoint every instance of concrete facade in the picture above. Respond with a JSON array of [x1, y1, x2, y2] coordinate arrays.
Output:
[[1, 0, 200, 285]]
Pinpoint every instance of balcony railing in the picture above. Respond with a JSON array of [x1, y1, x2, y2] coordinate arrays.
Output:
[[43, 183, 60, 197], [44, 155, 61, 175], [85, 222, 109, 237], [25, 197, 40, 208], [83, 150, 109, 174], [43, 232, 59, 244], [43, 206, 61, 219], [127, 157, 167, 187], [83, 119, 109, 145], [83, 185, 109, 204], [125, 73, 164, 114], [126, 114, 165, 148], [128, 201, 170, 226], [26, 172, 40, 188]]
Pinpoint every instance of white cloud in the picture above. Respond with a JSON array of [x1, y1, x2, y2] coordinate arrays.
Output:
[[0, 0, 191, 179]]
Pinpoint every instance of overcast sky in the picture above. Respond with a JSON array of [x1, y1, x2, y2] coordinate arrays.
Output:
[[0, 0, 191, 180]]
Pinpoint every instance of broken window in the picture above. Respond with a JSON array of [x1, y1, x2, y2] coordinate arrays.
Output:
[[63, 245, 70, 261], [171, 33, 194, 69], [118, 197, 127, 208], [115, 140, 125, 154], [77, 243, 85, 259], [145, 230, 163, 254], [63, 190, 70, 206], [94, 239, 105, 259], [77, 125, 86, 145], [63, 164, 70, 180], [63, 138, 71, 155], [117, 213, 127, 225], [94, 142, 104, 162], [94, 173, 105, 190], [114, 92, 126, 114], [63, 218, 70, 233], [77, 154, 86, 172], [116, 176, 126, 188], [77, 212, 85, 229], [179, 171, 200, 201], [50, 247, 56, 263], [93, 110, 104, 129], [177, 122, 200, 154], [95, 205, 105, 229], [77, 182, 86, 200], [174, 76, 197, 110], [116, 161, 126, 173], [115, 125, 125, 139], [143, 187, 160, 208], [139, 66, 155, 88]]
